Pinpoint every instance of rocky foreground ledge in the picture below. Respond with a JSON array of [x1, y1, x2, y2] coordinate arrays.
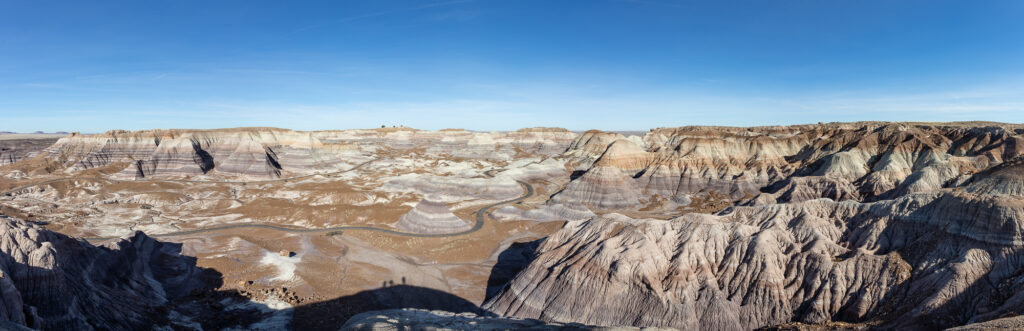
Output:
[[340, 308, 674, 330], [0, 216, 213, 329], [0, 216, 290, 330]]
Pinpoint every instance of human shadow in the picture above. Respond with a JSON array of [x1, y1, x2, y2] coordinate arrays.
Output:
[[290, 284, 489, 330], [285, 238, 549, 329]]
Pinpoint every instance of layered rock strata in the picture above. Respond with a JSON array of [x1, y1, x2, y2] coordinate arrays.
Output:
[[382, 173, 523, 201], [45, 129, 358, 179], [555, 123, 1024, 209], [490, 202, 595, 222], [40, 127, 577, 180], [0, 138, 59, 166], [551, 166, 643, 210], [394, 196, 472, 234]]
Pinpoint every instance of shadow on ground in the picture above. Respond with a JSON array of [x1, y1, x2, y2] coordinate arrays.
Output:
[[15, 229, 550, 330], [485, 238, 542, 302], [289, 238, 544, 330], [290, 284, 488, 330]]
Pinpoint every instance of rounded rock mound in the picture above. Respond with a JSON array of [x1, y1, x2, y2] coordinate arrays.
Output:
[[395, 195, 472, 234], [551, 166, 643, 210]]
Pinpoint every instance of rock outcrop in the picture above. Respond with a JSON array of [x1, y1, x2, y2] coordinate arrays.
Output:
[[486, 178, 1024, 330], [743, 176, 861, 205], [490, 202, 595, 222], [39, 127, 577, 180], [565, 131, 629, 158], [44, 128, 358, 179], [0, 138, 59, 166], [558, 123, 1024, 210], [965, 157, 1024, 196], [0, 216, 215, 330], [341, 308, 674, 331], [551, 166, 643, 210], [394, 196, 472, 234]]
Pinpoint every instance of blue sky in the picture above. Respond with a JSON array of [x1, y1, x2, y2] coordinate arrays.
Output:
[[1, 0, 1022, 132]]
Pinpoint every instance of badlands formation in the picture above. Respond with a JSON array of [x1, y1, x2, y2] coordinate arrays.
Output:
[[0, 122, 1023, 330], [0, 134, 61, 167], [394, 196, 473, 234]]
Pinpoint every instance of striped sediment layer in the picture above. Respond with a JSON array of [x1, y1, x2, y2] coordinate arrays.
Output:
[[550, 166, 642, 210], [42, 127, 577, 179], [0, 137, 60, 166], [490, 202, 596, 222], [394, 196, 472, 234], [44, 128, 357, 179]]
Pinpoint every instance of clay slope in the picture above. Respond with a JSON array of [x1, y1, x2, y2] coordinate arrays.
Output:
[[0, 216, 214, 330], [45, 129, 354, 179], [394, 196, 472, 234], [551, 166, 643, 210], [491, 202, 596, 222], [965, 157, 1024, 196], [486, 181, 1024, 330], [40, 127, 577, 179], [0, 138, 60, 167]]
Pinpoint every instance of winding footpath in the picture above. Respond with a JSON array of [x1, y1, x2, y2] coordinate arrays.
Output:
[[70, 168, 533, 241]]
